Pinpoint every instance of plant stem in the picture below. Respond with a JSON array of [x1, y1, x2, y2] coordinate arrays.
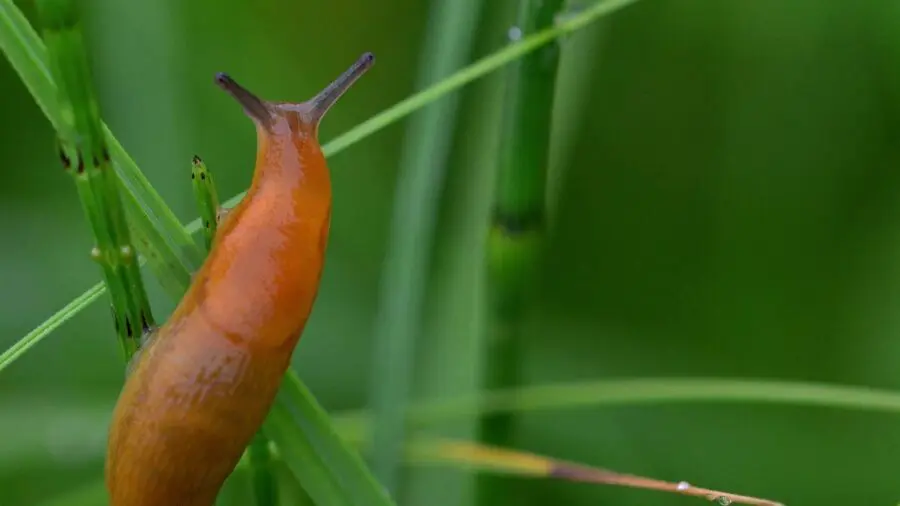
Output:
[[478, 0, 564, 504], [35, 0, 154, 361], [367, 0, 484, 495], [247, 429, 277, 506], [190, 155, 220, 252], [0, 0, 203, 302]]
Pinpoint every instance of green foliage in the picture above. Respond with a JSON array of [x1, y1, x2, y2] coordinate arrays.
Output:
[[366, 0, 485, 493], [5, 0, 900, 505], [190, 155, 220, 252]]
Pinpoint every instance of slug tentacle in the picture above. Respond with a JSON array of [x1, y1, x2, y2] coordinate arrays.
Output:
[[214, 73, 276, 129], [301, 52, 376, 127], [216, 53, 375, 137]]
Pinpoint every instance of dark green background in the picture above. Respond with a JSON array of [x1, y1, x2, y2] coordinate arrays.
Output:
[[2, 0, 900, 504]]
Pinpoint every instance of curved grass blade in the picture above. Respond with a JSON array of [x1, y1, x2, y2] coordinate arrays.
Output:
[[19, 376, 900, 470], [407, 439, 783, 506], [335, 377, 900, 435], [0, 282, 103, 372], [263, 373, 394, 506]]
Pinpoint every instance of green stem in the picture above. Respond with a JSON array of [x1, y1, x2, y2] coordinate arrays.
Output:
[[35, 0, 153, 361], [479, 0, 564, 504], [367, 0, 485, 494], [0, 0, 203, 302], [190, 155, 220, 252], [248, 431, 277, 506]]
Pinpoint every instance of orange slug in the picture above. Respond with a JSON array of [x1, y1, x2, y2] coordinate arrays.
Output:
[[105, 52, 375, 506]]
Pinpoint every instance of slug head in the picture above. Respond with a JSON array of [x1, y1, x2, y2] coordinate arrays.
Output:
[[214, 52, 375, 139]]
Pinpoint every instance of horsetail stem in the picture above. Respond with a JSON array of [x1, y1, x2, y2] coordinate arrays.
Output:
[[36, 0, 153, 361], [190, 155, 220, 251], [248, 430, 278, 506], [478, 0, 564, 505]]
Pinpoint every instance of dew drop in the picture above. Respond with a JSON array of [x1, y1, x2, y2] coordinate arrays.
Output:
[[676, 481, 690, 491], [508, 26, 522, 41]]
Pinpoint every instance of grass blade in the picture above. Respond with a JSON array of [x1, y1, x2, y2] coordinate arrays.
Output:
[[262, 402, 353, 506], [263, 373, 394, 506], [408, 439, 783, 506], [335, 377, 900, 433], [0, 282, 103, 372], [247, 431, 277, 506], [367, 0, 484, 493]]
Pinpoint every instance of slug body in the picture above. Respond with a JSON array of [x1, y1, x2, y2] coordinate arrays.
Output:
[[105, 53, 374, 506]]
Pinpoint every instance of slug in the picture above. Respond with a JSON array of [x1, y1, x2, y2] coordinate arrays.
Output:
[[105, 52, 375, 506]]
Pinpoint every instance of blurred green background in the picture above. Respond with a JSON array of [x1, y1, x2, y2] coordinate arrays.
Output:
[[3, 0, 900, 504]]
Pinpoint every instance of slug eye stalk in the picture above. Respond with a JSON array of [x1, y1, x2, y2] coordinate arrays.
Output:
[[215, 52, 376, 131]]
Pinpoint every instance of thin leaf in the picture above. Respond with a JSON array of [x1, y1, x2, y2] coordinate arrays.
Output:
[[367, 0, 484, 492], [263, 373, 394, 506], [0, 282, 103, 372], [263, 402, 353, 506], [338, 377, 900, 435], [408, 439, 783, 506]]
